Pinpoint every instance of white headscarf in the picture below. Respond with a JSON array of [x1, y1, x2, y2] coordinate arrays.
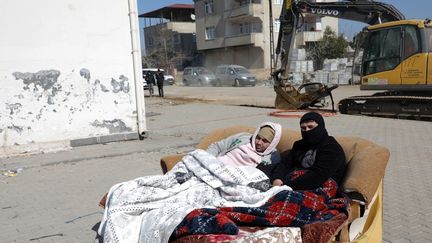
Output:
[[251, 121, 282, 155]]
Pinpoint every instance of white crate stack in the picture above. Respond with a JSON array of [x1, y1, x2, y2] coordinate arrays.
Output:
[[288, 49, 315, 84], [313, 58, 352, 85], [286, 49, 353, 85]]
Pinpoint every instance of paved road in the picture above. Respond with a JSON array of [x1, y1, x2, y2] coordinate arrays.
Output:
[[160, 83, 376, 108], [1, 85, 431, 242]]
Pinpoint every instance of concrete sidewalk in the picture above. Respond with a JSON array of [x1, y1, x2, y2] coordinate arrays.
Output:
[[1, 89, 431, 242]]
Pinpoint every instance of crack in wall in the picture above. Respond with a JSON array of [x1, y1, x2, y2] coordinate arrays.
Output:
[[6, 103, 22, 115], [4, 69, 135, 145], [91, 119, 132, 134], [111, 75, 130, 93], [79, 68, 91, 82], [8, 125, 24, 134], [12, 70, 62, 105], [13, 70, 61, 91]]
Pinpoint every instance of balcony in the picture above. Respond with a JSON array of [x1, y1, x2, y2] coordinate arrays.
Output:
[[225, 33, 262, 47], [224, 3, 262, 19], [166, 22, 195, 33], [296, 31, 323, 46]]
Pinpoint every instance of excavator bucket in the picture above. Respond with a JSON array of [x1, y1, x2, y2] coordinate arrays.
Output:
[[274, 80, 339, 111]]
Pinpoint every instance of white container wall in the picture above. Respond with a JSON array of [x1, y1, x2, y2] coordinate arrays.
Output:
[[0, 0, 145, 155]]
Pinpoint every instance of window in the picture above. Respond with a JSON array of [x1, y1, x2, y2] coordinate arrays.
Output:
[[315, 22, 322, 31], [216, 67, 226, 74], [234, 67, 249, 74], [205, 27, 216, 40], [404, 25, 420, 59], [252, 22, 262, 33], [147, 37, 153, 47], [363, 27, 402, 76], [174, 34, 181, 44], [274, 0, 283, 4], [184, 68, 192, 75], [239, 23, 251, 34], [426, 27, 432, 52], [274, 18, 280, 33], [205, 0, 214, 14], [239, 0, 249, 6]]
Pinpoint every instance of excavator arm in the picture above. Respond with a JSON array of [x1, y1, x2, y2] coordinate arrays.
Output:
[[273, 0, 404, 110]]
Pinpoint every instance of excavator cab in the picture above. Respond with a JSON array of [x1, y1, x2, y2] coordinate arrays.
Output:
[[360, 20, 427, 89], [339, 20, 432, 118]]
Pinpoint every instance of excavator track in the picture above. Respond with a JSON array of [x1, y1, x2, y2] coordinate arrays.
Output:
[[338, 94, 432, 120]]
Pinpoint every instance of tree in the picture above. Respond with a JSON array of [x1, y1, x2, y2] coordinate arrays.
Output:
[[142, 26, 186, 72], [306, 26, 349, 70]]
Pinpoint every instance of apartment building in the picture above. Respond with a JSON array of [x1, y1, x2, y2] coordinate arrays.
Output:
[[194, 0, 338, 70], [140, 4, 197, 71]]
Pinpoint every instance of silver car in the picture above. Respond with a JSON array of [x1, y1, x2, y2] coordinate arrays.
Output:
[[215, 65, 256, 87], [182, 67, 218, 86]]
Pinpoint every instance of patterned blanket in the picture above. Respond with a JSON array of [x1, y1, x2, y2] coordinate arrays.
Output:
[[97, 149, 291, 243], [171, 170, 349, 241]]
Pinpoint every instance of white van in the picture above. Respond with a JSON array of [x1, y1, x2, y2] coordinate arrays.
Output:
[[142, 68, 175, 86]]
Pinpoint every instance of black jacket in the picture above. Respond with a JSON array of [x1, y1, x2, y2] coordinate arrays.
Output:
[[271, 136, 346, 190], [156, 72, 164, 86]]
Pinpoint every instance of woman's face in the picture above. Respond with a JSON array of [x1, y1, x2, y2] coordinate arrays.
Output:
[[255, 135, 271, 152], [300, 120, 318, 132]]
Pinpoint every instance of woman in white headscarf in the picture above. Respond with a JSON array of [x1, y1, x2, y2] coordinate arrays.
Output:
[[206, 121, 282, 167]]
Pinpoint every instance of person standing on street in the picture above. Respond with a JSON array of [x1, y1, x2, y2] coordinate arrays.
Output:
[[156, 69, 164, 97], [145, 71, 155, 96]]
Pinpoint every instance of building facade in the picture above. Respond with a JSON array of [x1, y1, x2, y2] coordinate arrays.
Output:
[[140, 4, 198, 71], [194, 0, 338, 70], [0, 0, 146, 156]]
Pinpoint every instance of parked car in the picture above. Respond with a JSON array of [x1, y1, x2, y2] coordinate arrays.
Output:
[[183, 67, 218, 86], [142, 68, 175, 86], [164, 74, 175, 85], [215, 65, 256, 87]]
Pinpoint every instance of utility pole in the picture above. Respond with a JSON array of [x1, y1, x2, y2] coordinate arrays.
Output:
[[269, 0, 275, 75], [163, 31, 168, 68]]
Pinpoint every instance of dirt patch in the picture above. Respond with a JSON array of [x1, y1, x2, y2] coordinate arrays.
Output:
[[164, 96, 213, 104], [145, 97, 190, 107]]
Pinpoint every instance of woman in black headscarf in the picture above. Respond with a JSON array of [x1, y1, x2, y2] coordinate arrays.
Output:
[[271, 112, 346, 190]]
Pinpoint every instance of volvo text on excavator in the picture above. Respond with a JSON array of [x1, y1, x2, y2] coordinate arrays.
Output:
[[273, 0, 432, 119]]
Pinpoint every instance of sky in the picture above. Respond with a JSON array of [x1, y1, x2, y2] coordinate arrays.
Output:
[[137, 0, 193, 53], [137, 0, 432, 50], [338, 0, 432, 39]]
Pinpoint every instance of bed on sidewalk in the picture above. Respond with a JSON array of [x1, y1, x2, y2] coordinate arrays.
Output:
[[159, 125, 389, 243]]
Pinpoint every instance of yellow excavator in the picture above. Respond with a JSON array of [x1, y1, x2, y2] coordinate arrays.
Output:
[[273, 0, 432, 119]]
